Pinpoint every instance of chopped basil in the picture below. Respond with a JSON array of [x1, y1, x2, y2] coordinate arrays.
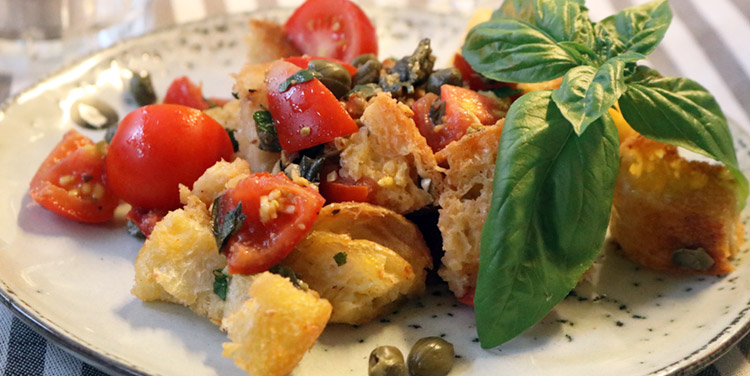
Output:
[[429, 99, 446, 126], [126, 220, 146, 240], [211, 197, 246, 253], [253, 110, 281, 152], [299, 155, 325, 182], [213, 269, 229, 300], [278, 69, 322, 93], [334, 252, 347, 266], [231, 91, 239, 99], [269, 265, 304, 290], [225, 128, 239, 152]]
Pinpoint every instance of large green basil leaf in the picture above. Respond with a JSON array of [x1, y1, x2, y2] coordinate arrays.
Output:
[[551, 51, 644, 134], [476, 91, 620, 348], [595, 0, 672, 58], [620, 67, 748, 208], [462, 18, 582, 83], [493, 0, 594, 47]]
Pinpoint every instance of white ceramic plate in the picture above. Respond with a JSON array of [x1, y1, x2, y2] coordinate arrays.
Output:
[[1, 7, 750, 376]]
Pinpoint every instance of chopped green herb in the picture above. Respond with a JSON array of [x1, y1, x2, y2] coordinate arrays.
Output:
[[333, 252, 347, 266], [203, 97, 219, 109], [225, 128, 239, 152], [231, 91, 239, 99], [269, 265, 304, 290], [126, 220, 146, 240], [279, 69, 321, 93], [347, 84, 381, 100], [213, 269, 229, 300], [299, 155, 325, 182], [211, 197, 246, 253], [253, 110, 281, 152]]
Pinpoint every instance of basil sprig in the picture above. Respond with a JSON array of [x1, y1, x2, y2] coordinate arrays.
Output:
[[463, 0, 748, 348]]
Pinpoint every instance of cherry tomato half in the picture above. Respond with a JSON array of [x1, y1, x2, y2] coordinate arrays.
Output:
[[318, 163, 372, 203], [216, 173, 325, 274], [126, 206, 169, 238], [29, 130, 119, 223], [265, 60, 358, 152], [106, 104, 234, 210], [284, 0, 378, 63]]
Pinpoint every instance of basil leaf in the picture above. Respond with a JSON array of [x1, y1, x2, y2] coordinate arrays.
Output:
[[269, 265, 304, 290], [253, 110, 282, 152], [551, 51, 644, 134], [493, 0, 594, 48], [462, 18, 583, 83], [211, 197, 247, 253], [279, 69, 321, 92], [299, 155, 325, 183], [595, 0, 672, 58], [333, 252, 347, 266], [213, 269, 229, 301], [477, 91, 619, 348], [225, 128, 239, 153], [619, 67, 748, 208]]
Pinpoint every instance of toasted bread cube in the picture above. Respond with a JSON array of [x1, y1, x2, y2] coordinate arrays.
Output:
[[610, 136, 744, 274], [434, 124, 503, 298], [312, 202, 433, 288], [283, 230, 418, 325], [222, 272, 331, 376], [338, 92, 443, 214], [131, 195, 227, 323], [185, 158, 251, 206]]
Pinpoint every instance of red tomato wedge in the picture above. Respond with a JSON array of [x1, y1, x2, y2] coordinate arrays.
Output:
[[216, 173, 325, 274], [126, 207, 169, 238], [265, 61, 358, 152], [164, 76, 211, 110], [413, 86, 505, 152], [107, 104, 234, 210], [29, 130, 119, 223], [318, 164, 372, 203], [284, 0, 378, 63], [284, 56, 358, 76]]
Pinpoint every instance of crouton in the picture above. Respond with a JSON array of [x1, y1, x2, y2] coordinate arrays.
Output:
[[204, 100, 242, 131], [222, 272, 331, 376], [283, 231, 416, 324], [338, 93, 443, 214], [244, 19, 300, 64], [131, 195, 227, 324], [434, 124, 503, 298], [232, 61, 281, 173], [610, 136, 744, 274], [186, 159, 251, 206]]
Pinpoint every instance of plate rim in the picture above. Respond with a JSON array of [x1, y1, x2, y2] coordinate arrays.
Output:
[[1, 7, 749, 376]]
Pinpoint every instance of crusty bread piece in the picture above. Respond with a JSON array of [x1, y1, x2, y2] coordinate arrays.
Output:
[[244, 19, 300, 64], [131, 194, 227, 324], [185, 158, 251, 206], [204, 100, 242, 131], [338, 93, 443, 214], [434, 124, 503, 298], [610, 136, 744, 274], [222, 272, 331, 376], [283, 202, 432, 324], [283, 231, 416, 325]]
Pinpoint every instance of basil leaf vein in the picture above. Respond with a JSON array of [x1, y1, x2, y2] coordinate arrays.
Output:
[[595, 0, 672, 58]]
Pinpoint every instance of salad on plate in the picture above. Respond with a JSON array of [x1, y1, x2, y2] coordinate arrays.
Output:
[[25, 0, 748, 375]]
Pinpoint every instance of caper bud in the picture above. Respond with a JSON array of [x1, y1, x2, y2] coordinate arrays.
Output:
[[369, 346, 407, 376], [129, 70, 157, 106], [353, 59, 383, 86], [672, 247, 715, 271], [407, 337, 454, 376], [351, 53, 379, 68], [425, 68, 463, 95], [309, 59, 352, 98], [70, 97, 119, 130]]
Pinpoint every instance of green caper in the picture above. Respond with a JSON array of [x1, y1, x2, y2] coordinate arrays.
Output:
[[407, 337, 454, 376], [308, 59, 352, 98], [425, 68, 463, 95], [129, 70, 157, 106], [353, 59, 383, 86], [351, 53, 379, 68], [70, 97, 119, 130], [672, 247, 715, 271], [369, 346, 407, 376]]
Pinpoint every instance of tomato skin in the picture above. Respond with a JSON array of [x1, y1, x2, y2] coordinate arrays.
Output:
[[106, 104, 234, 210], [284, 56, 358, 76], [318, 164, 372, 203], [284, 0, 378, 63], [163, 76, 210, 110], [218, 173, 325, 274], [453, 53, 508, 92], [265, 61, 358, 152], [413, 86, 505, 152], [29, 130, 119, 223], [126, 207, 168, 238], [457, 287, 475, 307]]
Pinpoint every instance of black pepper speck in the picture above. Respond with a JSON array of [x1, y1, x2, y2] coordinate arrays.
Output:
[[616, 321, 624, 327], [408, 324, 422, 329]]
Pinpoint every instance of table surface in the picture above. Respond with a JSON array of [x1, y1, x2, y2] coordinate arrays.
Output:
[[2, 0, 750, 375]]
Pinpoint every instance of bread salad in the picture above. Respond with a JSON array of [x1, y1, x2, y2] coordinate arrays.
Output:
[[27, 0, 748, 374]]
